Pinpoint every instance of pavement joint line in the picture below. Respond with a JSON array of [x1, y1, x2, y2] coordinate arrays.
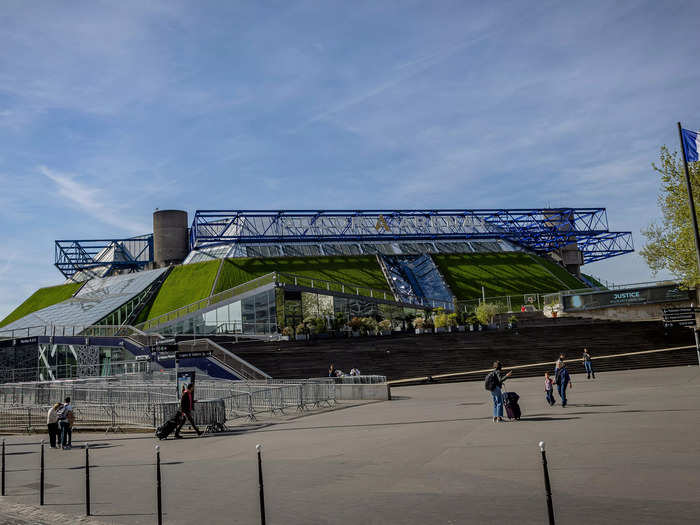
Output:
[[388, 344, 697, 385]]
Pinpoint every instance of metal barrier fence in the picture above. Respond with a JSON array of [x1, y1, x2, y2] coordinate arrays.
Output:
[[0, 376, 337, 431]]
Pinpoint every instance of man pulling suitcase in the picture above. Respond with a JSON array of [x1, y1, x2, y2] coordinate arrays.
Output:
[[175, 383, 202, 438]]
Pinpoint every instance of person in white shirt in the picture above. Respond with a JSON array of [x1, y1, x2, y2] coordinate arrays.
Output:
[[349, 368, 361, 376], [46, 403, 61, 449]]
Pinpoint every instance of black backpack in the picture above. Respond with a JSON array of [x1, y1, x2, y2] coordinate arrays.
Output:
[[484, 371, 497, 391]]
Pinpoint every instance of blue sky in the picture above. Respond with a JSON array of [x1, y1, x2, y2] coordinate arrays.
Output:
[[1, 0, 699, 319]]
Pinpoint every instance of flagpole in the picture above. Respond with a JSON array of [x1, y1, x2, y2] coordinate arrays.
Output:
[[677, 122, 700, 277]]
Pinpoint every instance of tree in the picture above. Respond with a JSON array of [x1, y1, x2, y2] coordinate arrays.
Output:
[[475, 302, 502, 325], [640, 146, 700, 286]]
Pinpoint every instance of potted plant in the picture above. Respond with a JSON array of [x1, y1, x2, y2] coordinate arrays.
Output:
[[508, 315, 518, 330], [295, 322, 308, 341], [448, 313, 459, 332], [434, 311, 448, 333], [281, 326, 293, 341], [348, 316, 363, 337], [423, 317, 434, 334], [414, 316, 426, 334], [466, 312, 478, 331], [362, 317, 378, 336], [476, 302, 501, 330], [378, 319, 392, 336]]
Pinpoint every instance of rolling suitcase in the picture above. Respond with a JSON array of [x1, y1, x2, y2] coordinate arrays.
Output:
[[503, 391, 521, 420], [156, 412, 181, 440]]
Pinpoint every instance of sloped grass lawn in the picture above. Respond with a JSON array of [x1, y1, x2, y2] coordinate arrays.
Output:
[[0, 281, 83, 327], [142, 260, 220, 320], [214, 256, 391, 294], [536, 256, 586, 290], [433, 253, 585, 300]]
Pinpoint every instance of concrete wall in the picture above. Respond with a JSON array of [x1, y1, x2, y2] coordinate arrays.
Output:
[[561, 300, 695, 322], [335, 383, 391, 401]]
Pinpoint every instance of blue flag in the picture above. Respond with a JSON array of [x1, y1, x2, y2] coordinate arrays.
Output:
[[681, 128, 699, 162]]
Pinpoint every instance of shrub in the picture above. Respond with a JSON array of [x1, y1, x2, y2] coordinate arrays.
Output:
[[282, 326, 294, 336], [362, 317, 378, 334], [378, 319, 392, 331], [476, 302, 503, 325], [296, 322, 306, 334], [348, 316, 363, 331], [413, 316, 425, 329], [434, 312, 449, 328], [448, 313, 459, 327]]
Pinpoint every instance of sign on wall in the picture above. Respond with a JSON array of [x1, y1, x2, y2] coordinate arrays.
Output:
[[562, 284, 690, 312]]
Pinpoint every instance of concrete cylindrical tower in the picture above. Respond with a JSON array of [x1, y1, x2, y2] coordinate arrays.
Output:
[[153, 210, 189, 267]]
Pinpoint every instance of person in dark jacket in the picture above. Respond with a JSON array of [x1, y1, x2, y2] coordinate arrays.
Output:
[[485, 361, 512, 422], [554, 362, 573, 407], [175, 383, 202, 438]]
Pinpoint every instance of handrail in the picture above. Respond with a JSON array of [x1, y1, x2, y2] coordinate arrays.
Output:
[[176, 338, 271, 380], [387, 345, 696, 386], [135, 272, 277, 331], [0, 324, 147, 339], [275, 272, 453, 309]]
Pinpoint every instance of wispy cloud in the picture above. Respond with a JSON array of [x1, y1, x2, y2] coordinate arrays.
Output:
[[39, 166, 148, 234]]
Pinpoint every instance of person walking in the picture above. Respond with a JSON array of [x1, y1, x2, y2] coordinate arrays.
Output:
[[58, 397, 74, 450], [175, 383, 202, 438], [484, 361, 512, 422], [554, 362, 573, 407], [582, 348, 595, 379], [46, 403, 61, 449], [544, 372, 555, 406]]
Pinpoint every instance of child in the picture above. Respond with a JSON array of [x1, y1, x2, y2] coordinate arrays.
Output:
[[544, 372, 555, 406]]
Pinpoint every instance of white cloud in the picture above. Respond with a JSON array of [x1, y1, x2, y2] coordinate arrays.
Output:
[[39, 166, 148, 234]]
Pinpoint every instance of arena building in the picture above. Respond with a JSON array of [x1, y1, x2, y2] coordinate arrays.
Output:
[[0, 208, 633, 382]]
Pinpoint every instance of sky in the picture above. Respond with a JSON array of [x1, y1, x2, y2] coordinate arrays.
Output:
[[1, 0, 699, 319]]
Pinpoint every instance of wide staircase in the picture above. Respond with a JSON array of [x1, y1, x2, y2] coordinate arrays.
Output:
[[211, 321, 696, 382]]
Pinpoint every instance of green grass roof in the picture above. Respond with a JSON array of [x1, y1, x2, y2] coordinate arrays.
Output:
[[140, 260, 220, 321], [0, 282, 84, 328], [433, 253, 585, 301], [215, 256, 390, 294]]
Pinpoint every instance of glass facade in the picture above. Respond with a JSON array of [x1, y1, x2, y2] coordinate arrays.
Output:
[[160, 288, 277, 336], [38, 343, 134, 380]]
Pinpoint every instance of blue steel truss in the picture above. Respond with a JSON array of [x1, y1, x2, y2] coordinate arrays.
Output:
[[55, 236, 154, 279], [190, 209, 633, 264]]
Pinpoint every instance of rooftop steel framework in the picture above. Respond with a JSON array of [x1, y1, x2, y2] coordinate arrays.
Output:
[[55, 236, 154, 279], [189, 209, 633, 263]]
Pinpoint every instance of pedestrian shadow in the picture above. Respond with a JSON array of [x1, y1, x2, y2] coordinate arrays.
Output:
[[519, 416, 580, 421], [567, 404, 621, 408], [390, 395, 412, 400], [6, 451, 35, 456], [458, 402, 485, 406]]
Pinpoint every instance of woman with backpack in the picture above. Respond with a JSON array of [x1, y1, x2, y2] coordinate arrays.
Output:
[[485, 361, 512, 422]]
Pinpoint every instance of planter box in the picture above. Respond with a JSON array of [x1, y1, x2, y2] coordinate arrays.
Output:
[[436, 327, 448, 334], [380, 330, 391, 336], [295, 334, 308, 341], [415, 328, 424, 335], [424, 328, 433, 334], [457, 326, 466, 332], [280, 335, 290, 341], [469, 324, 474, 332], [351, 331, 361, 337]]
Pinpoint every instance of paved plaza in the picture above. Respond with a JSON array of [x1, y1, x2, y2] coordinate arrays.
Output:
[[0, 365, 699, 524]]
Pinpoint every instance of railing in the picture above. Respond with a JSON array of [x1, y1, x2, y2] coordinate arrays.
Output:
[[136, 273, 277, 331], [275, 272, 453, 309], [0, 376, 337, 431], [456, 292, 547, 312], [0, 324, 147, 340], [176, 339, 271, 381], [1, 360, 153, 384]]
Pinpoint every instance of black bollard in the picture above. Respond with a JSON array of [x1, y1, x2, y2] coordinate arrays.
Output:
[[539, 441, 555, 525], [1, 439, 5, 496], [85, 443, 91, 516], [256, 444, 266, 525], [155, 445, 163, 525], [40, 440, 45, 505]]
